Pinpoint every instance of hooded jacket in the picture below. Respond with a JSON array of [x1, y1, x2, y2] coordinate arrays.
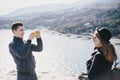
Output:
[[86, 48, 113, 80]]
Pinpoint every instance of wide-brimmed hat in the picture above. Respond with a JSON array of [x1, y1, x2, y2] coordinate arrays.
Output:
[[97, 28, 112, 43]]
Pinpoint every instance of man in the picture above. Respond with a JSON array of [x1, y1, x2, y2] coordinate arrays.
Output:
[[9, 22, 43, 80]]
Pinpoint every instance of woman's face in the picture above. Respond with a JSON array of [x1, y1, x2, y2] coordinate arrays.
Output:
[[93, 31, 101, 47]]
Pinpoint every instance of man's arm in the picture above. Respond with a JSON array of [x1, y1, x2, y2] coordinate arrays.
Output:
[[31, 38, 43, 52], [9, 40, 32, 59]]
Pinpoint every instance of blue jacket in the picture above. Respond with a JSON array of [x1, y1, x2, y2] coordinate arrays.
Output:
[[9, 36, 43, 72], [86, 48, 113, 80]]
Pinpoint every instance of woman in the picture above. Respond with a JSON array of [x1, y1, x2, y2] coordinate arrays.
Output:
[[86, 28, 117, 80]]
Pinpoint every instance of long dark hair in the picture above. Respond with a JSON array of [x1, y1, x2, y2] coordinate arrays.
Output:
[[96, 32, 117, 62]]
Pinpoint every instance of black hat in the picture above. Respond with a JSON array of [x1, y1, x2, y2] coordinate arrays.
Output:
[[97, 28, 112, 43]]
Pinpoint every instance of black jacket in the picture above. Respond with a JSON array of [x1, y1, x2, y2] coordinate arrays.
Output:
[[86, 48, 113, 80], [9, 36, 43, 72]]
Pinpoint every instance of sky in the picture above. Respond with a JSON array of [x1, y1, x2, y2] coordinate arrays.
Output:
[[0, 0, 79, 16]]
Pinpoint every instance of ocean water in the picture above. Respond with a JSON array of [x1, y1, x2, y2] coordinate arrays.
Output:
[[0, 30, 120, 76]]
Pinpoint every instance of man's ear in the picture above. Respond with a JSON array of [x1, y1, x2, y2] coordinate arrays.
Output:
[[12, 30, 16, 33]]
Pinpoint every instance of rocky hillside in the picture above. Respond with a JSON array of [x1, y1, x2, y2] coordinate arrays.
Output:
[[0, 1, 120, 37]]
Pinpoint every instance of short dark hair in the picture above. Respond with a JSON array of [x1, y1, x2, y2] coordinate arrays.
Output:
[[11, 22, 23, 31]]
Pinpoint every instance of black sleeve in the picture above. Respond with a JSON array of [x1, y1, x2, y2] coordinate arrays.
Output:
[[31, 38, 43, 52]]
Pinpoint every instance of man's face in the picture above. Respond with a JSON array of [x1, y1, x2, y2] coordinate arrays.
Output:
[[13, 26, 25, 38]]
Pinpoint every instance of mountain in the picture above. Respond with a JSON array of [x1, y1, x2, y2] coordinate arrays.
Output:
[[0, 0, 120, 37], [2, 0, 120, 17], [4, 4, 70, 17]]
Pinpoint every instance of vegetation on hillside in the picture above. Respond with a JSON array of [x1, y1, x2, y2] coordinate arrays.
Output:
[[0, 3, 120, 37]]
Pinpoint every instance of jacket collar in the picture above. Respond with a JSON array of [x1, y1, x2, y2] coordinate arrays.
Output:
[[13, 36, 24, 44], [94, 47, 102, 52]]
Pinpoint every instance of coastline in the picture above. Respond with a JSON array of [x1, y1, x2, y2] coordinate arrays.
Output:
[[64, 33, 120, 44], [111, 38, 120, 45]]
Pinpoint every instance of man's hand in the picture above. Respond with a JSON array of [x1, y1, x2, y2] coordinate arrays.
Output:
[[35, 31, 41, 38], [28, 32, 34, 41]]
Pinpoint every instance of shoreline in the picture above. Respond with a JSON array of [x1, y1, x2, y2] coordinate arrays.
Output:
[[111, 38, 120, 45]]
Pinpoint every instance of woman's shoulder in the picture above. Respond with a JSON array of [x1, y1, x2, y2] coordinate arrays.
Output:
[[93, 48, 102, 56], [93, 49, 104, 59]]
